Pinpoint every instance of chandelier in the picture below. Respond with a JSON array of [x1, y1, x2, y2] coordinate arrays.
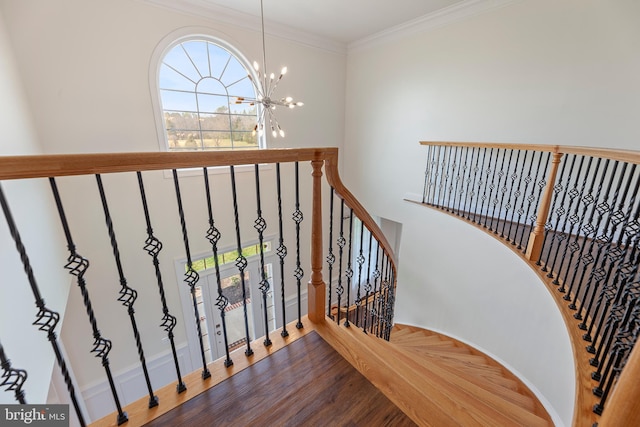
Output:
[[235, 0, 303, 138]]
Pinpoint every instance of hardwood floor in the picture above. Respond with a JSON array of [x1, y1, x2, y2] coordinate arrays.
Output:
[[144, 331, 415, 427]]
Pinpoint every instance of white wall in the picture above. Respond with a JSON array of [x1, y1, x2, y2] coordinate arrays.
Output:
[[0, 0, 346, 417], [0, 8, 70, 404], [344, 0, 640, 425]]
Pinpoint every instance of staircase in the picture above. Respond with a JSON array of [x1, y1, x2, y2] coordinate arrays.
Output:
[[389, 324, 553, 426]]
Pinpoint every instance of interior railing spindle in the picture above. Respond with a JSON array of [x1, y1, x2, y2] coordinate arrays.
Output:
[[275, 163, 289, 338], [172, 170, 212, 378], [49, 177, 127, 425], [354, 220, 365, 327], [460, 147, 478, 220], [0, 341, 27, 404], [371, 240, 382, 336], [326, 188, 335, 319], [471, 148, 488, 224], [292, 162, 304, 329], [519, 151, 550, 252], [500, 149, 519, 239], [362, 231, 374, 334], [253, 164, 272, 347], [335, 199, 346, 325], [95, 174, 158, 408], [228, 165, 254, 357], [488, 148, 508, 232], [136, 172, 187, 392], [344, 208, 354, 328], [203, 168, 233, 368], [479, 148, 497, 228]]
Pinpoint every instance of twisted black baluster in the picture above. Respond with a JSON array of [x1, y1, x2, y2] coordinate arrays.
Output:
[[275, 164, 289, 337], [253, 164, 272, 347], [49, 178, 126, 425], [96, 174, 158, 408], [461, 147, 478, 219], [228, 166, 254, 357], [422, 145, 432, 204], [172, 170, 212, 377], [498, 149, 516, 238], [471, 148, 488, 224], [203, 168, 233, 368], [370, 241, 382, 336], [362, 231, 374, 333], [584, 163, 635, 344], [489, 149, 508, 232], [344, 209, 354, 328], [445, 146, 460, 212], [354, 220, 365, 327], [540, 154, 575, 273], [335, 199, 346, 325], [559, 157, 599, 301], [505, 150, 524, 241], [578, 161, 623, 332], [572, 159, 611, 318], [478, 148, 496, 227], [551, 155, 588, 290], [292, 162, 304, 330], [0, 341, 27, 404], [136, 172, 186, 392], [327, 188, 336, 318], [521, 152, 551, 252]]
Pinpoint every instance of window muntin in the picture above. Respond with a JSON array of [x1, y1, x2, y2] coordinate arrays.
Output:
[[159, 38, 260, 151]]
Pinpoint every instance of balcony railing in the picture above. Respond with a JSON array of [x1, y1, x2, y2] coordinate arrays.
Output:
[[0, 148, 396, 426], [418, 141, 640, 427]]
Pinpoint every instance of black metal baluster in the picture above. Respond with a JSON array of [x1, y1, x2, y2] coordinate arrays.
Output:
[[136, 172, 186, 392], [0, 342, 27, 404], [172, 170, 212, 377], [228, 166, 254, 356], [422, 145, 432, 204], [354, 220, 365, 327], [505, 150, 524, 241], [436, 146, 450, 209], [95, 174, 158, 408], [550, 155, 587, 290], [584, 163, 635, 344], [446, 146, 460, 212], [374, 251, 387, 337], [292, 162, 304, 330], [384, 259, 396, 340], [327, 188, 336, 318], [479, 148, 497, 227], [461, 147, 478, 219], [489, 149, 509, 232], [471, 148, 488, 224], [49, 178, 127, 425], [453, 147, 468, 215], [362, 231, 374, 333], [519, 151, 550, 251], [559, 157, 599, 301], [572, 159, 612, 319], [336, 199, 346, 325], [203, 168, 233, 368], [344, 209, 354, 328], [253, 164, 272, 347], [540, 155, 574, 272], [275, 163, 289, 337], [369, 240, 382, 335], [578, 162, 623, 333], [498, 149, 517, 238]]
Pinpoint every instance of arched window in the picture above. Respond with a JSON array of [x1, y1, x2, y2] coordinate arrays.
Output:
[[154, 35, 261, 151]]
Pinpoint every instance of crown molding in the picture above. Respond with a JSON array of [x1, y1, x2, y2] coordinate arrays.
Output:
[[138, 0, 347, 55], [348, 0, 524, 53]]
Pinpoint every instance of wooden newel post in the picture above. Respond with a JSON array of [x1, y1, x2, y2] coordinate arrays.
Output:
[[526, 151, 563, 261], [308, 159, 326, 323], [599, 341, 640, 426]]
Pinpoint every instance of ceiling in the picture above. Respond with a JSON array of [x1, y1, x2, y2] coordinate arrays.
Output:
[[181, 0, 467, 45]]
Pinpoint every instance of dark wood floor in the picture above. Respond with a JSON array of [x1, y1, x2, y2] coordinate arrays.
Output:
[[144, 331, 415, 427]]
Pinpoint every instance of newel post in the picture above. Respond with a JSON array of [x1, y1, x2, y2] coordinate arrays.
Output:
[[308, 159, 326, 323], [526, 151, 563, 261], [599, 341, 640, 426]]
